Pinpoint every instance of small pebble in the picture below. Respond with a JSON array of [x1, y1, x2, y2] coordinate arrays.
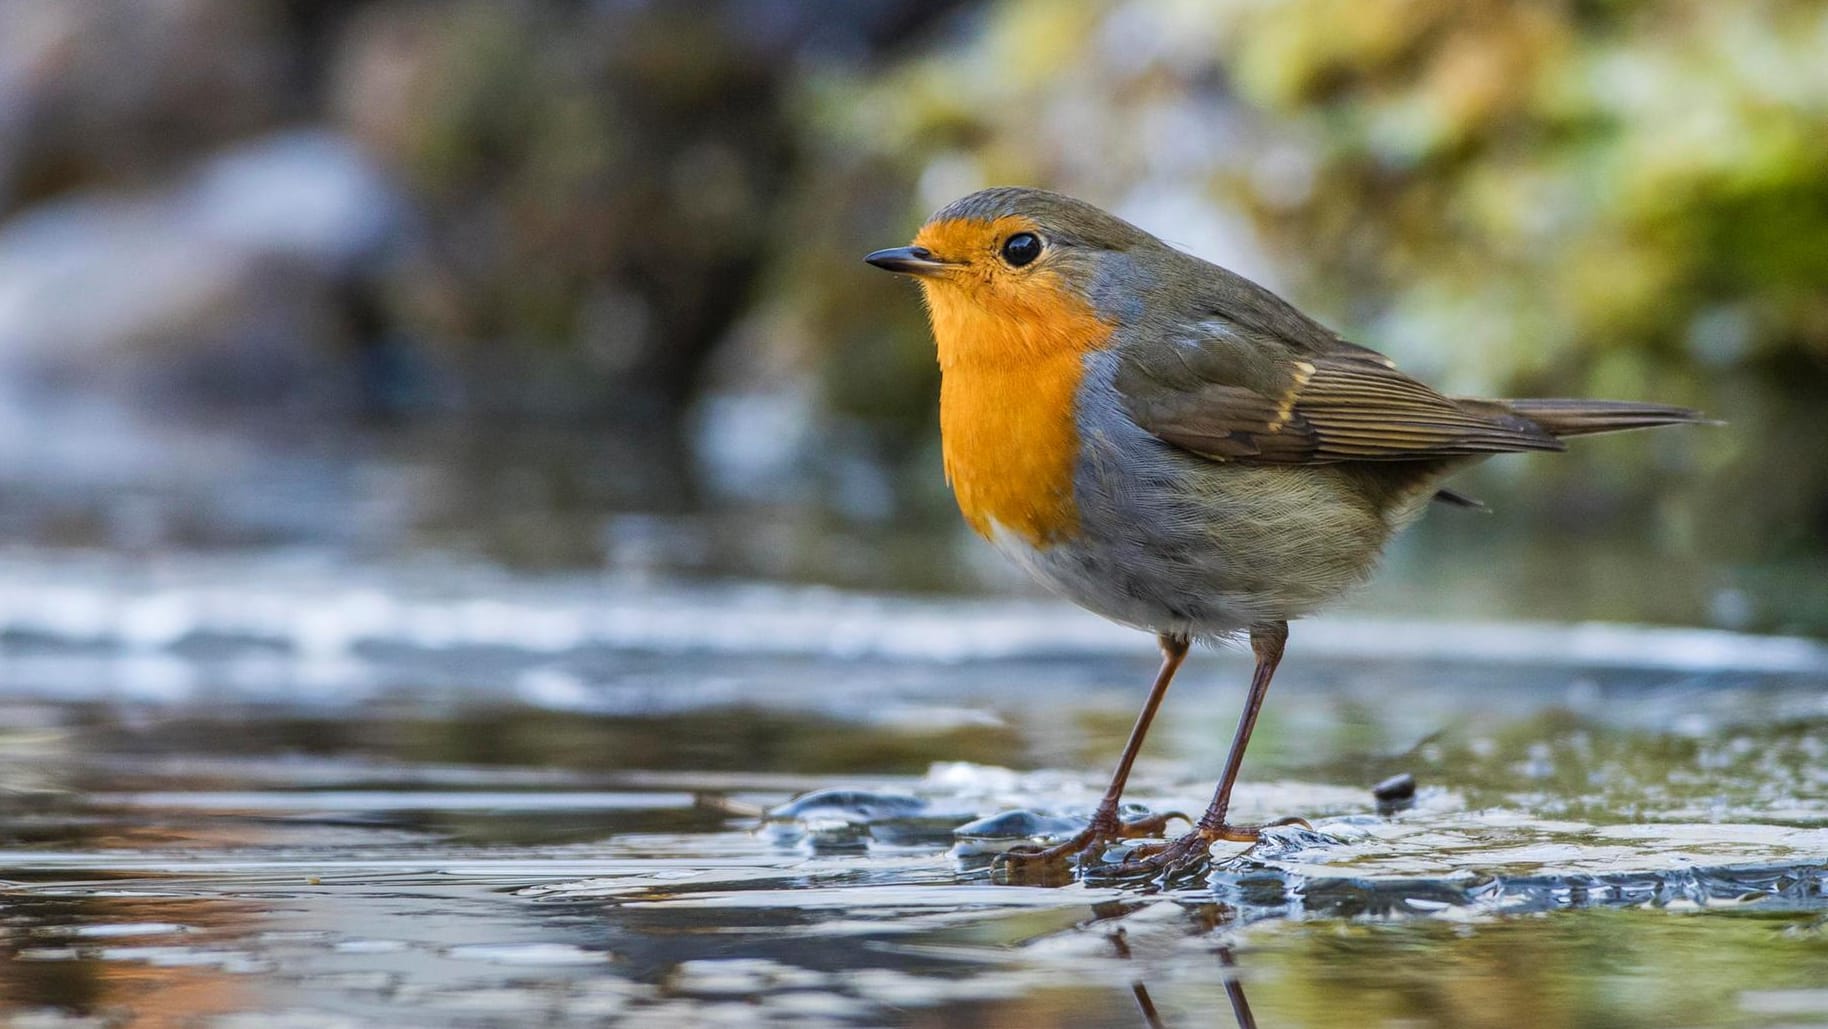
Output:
[[1373, 773, 1417, 814]]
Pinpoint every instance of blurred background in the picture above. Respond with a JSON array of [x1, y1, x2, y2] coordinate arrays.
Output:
[[2, 6, 1827, 1023], [0, 0, 1823, 634]]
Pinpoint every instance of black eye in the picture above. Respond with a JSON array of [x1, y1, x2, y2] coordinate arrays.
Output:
[[1000, 232, 1042, 267]]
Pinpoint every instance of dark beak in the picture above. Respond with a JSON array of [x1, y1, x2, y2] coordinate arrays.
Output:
[[864, 245, 950, 276]]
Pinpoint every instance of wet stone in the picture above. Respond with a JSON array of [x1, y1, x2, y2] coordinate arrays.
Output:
[[951, 809, 1087, 847], [1372, 772, 1418, 815], [1203, 813, 1828, 921], [761, 787, 972, 852], [765, 788, 928, 823]]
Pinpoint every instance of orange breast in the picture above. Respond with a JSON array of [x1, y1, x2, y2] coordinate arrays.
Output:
[[924, 277, 1113, 547]]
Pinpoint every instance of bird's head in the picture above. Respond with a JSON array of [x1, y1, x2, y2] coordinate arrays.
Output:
[[866, 187, 1161, 368]]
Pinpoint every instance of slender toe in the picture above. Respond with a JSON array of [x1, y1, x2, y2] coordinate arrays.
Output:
[[991, 809, 1188, 877]]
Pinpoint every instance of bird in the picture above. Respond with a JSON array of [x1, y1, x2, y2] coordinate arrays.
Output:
[[865, 186, 1704, 878]]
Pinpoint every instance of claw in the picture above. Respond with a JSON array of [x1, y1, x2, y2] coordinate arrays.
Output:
[[991, 809, 1190, 876], [1106, 817, 1308, 878]]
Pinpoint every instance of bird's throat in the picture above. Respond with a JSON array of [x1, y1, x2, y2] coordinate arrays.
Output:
[[925, 283, 1112, 547]]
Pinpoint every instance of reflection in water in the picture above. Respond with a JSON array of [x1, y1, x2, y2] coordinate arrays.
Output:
[[1217, 948, 1258, 1029], [1132, 981, 1167, 1029], [0, 893, 260, 1023], [1123, 935, 1257, 1029]]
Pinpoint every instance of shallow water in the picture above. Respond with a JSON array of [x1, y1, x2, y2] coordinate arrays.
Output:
[[0, 556, 1826, 1026]]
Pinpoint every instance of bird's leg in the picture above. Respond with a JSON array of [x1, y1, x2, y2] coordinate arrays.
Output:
[[997, 634, 1192, 871], [1114, 621, 1309, 876]]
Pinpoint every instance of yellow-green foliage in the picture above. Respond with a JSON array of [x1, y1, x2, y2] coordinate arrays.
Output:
[[1217, 0, 1828, 383]]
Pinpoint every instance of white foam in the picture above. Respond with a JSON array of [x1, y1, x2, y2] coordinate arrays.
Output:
[[0, 552, 1817, 676]]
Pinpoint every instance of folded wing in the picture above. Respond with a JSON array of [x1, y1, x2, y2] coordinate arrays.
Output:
[[1115, 324, 1563, 465]]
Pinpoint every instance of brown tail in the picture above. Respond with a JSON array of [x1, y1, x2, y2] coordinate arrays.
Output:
[[1501, 398, 1710, 439]]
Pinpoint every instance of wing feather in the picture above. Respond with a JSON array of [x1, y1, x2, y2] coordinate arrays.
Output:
[[1117, 329, 1562, 465]]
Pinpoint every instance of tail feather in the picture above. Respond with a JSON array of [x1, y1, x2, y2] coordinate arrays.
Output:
[[1501, 398, 1710, 439]]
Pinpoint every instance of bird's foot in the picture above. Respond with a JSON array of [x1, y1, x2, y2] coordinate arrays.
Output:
[[993, 807, 1188, 880], [1106, 816, 1312, 880]]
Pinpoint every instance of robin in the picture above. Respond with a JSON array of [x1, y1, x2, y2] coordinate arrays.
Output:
[[865, 187, 1704, 877]]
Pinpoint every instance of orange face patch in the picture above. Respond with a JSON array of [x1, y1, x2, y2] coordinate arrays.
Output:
[[908, 217, 1114, 547], [911, 215, 1033, 266]]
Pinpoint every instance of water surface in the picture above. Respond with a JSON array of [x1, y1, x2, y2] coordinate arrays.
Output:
[[1, 557, 1825, 1026]]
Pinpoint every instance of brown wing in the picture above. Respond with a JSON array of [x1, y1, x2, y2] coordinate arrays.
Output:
[[1116, 331, 1564, 465]]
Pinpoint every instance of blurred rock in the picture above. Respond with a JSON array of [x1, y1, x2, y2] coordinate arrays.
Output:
[[0, 0, 292, 213], [325, 0, 975, 421], [0, 130, 406, 413], [0, 0, 976, 426], [1373, 772, 1417, 816]]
